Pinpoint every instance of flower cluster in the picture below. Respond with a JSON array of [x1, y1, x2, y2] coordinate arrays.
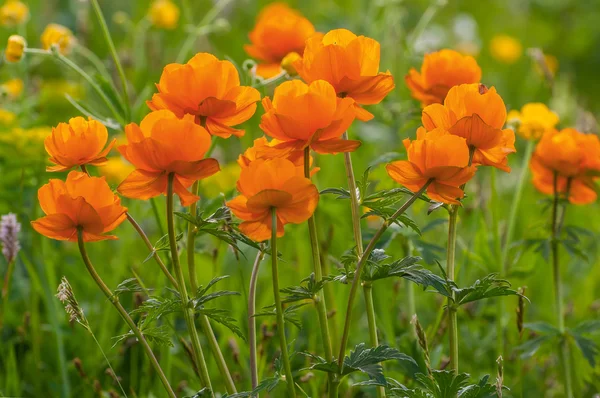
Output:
[[0, 213, 21, 263]]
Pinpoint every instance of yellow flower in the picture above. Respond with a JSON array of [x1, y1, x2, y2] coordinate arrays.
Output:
[[490, 34, 522, 64], [41, 23, 75, 55], [99, 156, 135, 184], [148, 0, 180, 30], [0, 0, 29, 26], [200, 162, 240, 198], [507, 103, 559, 140], [5, 34, 26, 63], [0, 126, 50, 160], [0, 109, 16, 125], [280, 51, 301, 76], [1, 78, 24, 98]]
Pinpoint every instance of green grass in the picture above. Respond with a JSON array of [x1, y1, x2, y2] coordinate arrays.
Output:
[[1, 0, 600, 397]]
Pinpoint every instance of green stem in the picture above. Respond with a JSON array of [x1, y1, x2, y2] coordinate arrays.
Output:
[[126, 213, 178, 288], [551, 172, 573, 398], [338, 180, 432, 371], [76, 229, 176, 398], [90, 0, 131, 120], [496, 140, 534, 357], [341, 132, 385, 398], [270, 208, 296, 398], [151, 198, 166, 237], [303, 148, 338, 397], [2, 259, 15, 299], [166, 174, 213, 395], [90, 332, 129, 398], [249, 249, 265, 391], [51, 50, 123, 124], [187, 180, 237, 394], [446, 206, 459, 374]]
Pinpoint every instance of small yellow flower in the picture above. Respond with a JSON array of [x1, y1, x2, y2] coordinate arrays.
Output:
[[507, 103, 559, 140], [200, 162, 240, 198], [41, 23, 75, 55], [148, 0, 180, 30], [0, 0, 29, 27], [281, 52, 301, 76], [99, 156, 135, 184], [490, 34, 522, 64], [0, 109, 16, 125], [5, 34, 26, 63], [1, 78, 24, 98]]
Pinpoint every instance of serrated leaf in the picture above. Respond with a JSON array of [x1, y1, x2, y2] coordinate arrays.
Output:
[[415, 370, 470, 398], [517, 335, 554, 358], [320, 187, 351, 199], [280, 273, 327, 304], [140, 325, 174, 347], [451, 274, 524, 306], [571, 333, 599, 367], [144, 232, 184, 263], [113, 278, 146, 297], [131, 296, 183, 326], [523, 322, 560, 336], [572, 320, 600, 335], [198, 308, 245, 340]]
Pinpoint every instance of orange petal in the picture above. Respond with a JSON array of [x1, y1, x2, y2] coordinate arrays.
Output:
[[31, 214, 77, 241], [206, 118, 245, 138], [311, 138, 361, 154], [118, 170, 168, 201]]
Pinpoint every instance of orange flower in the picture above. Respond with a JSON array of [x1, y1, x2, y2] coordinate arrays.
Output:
[[245, 2, 315, 79], [117, 110, 220, 206], [31, 171, 127, 242], [405, 49, 482, 106], [530, 128, 600, 204], [44, 117, 116, 172], [147, 53, 261, 138], [422, 83, 516, 172], [227, 158, 319, 241], [238, 137, 304, 168], [260, 80, 359, 154], [294, 29, 395, 121], [386, 128, 476, 204]]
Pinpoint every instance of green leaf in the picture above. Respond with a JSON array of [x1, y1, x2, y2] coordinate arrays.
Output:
[[140, 325, 174, 347], [451, 273, 524, 306], [253, 303, 308, 330], [458, 375, 498, 398], [280, 273, 327, 304], [362, 255, 450, 298], [415, 370, 470, 398], [571, 333, 599, 367], [523, 322, 561, 336], [198, 308, 245, 341], [320, 187, 351, 200], [307, 344, 417, 386], [572, 320, 600, 335], [131, 296, 183, 326], [517, 334, 554, 358], [144, 232, 184, 263], [113, 278, 146, 297]]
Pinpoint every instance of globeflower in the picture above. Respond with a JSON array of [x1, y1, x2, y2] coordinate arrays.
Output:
[[245, 2, 315, 78], [31, 171, 128, 242], [5, 34, 26, 63], [530, 128, 600, 204], [507, 103, 559, 140], [148, 53, 261, 138], [405, 49, 482, 106], [422, 83, 516, 172], [294, 29, 395, 121], [44, 117, 115, 172], [41, 23, 75, 55], [0, 0, 29, 26], [238, 137, 304, 168], [117, 110, 220, 206], [386, 128, 477, 204], [148, 0, 179, 30], [259, 80, 359, 154], [227, 158, 319, 241]]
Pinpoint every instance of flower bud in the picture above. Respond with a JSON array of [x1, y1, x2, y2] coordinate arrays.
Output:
[[281, 51, 301, 76], [41, 24, 74, 55], [5, 34, 26, 63]]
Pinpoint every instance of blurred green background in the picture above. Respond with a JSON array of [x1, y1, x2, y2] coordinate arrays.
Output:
[[1, 0, 600, 396]]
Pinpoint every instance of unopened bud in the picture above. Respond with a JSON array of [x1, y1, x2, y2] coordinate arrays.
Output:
[[281, 51, 301, 76], [5, 34, 26, 63]]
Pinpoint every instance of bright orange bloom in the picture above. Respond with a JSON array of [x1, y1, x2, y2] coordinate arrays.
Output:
[[422, 83, 516, 172], [530, 128, 600, 204], [386, 128, 476, 204], [294, 29, 395, 121], [237, 137, 303, 167], [44, 117, 116, 172], [405, 49, 482, 106], [117, 110, 219, 206], [245, 2, 315, 79], [41, 23, 75, 55], [260, 80, 359, 154], [227, 158, 319, 241], [31, 171, 127, 242], [147, 53, 261, 138]]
